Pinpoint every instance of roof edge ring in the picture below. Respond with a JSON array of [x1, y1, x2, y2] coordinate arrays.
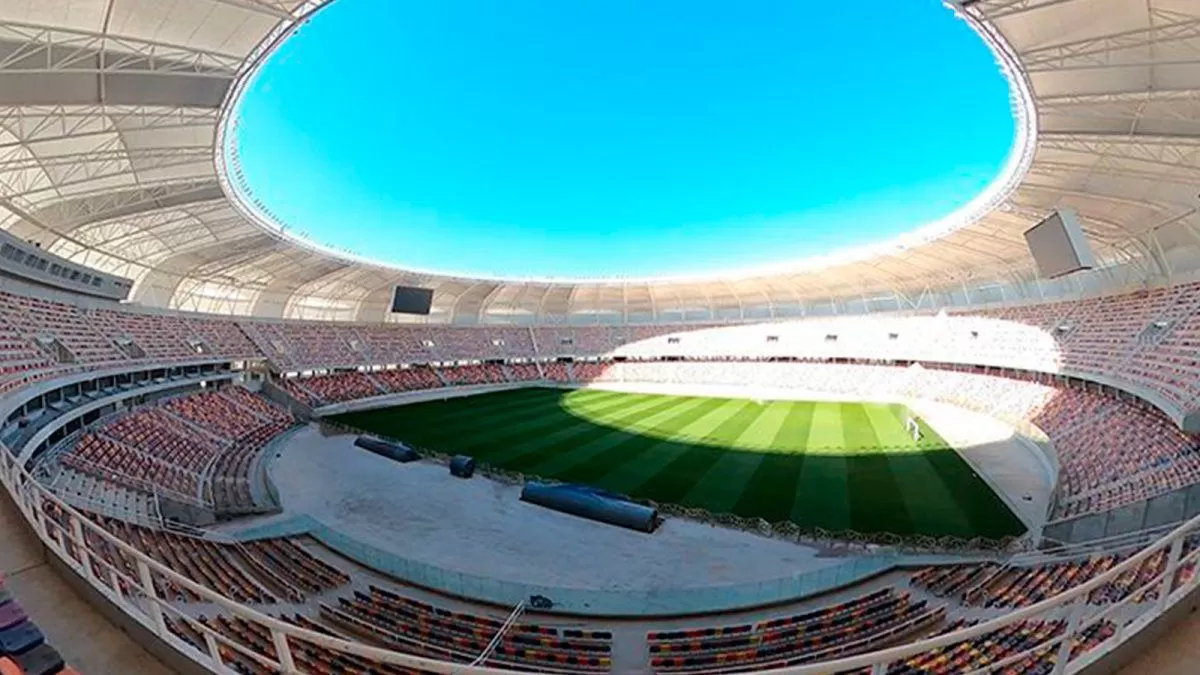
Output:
[[213, 0, 1038, 285]]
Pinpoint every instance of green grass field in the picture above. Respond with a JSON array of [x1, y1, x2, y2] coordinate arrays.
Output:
[[330, 388, 1025, 539]]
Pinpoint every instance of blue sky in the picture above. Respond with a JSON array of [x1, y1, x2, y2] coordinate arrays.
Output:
[[233, 0, 1014, 279]]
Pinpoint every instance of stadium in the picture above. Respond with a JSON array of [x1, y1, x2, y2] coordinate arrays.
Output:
[[2, 0, 1200, 674]]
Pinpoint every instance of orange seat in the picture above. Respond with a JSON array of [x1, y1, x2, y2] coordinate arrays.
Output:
[[0, 657, 22, 675]]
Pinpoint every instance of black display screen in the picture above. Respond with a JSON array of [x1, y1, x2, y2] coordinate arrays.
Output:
[[390, 286, 434, 315]]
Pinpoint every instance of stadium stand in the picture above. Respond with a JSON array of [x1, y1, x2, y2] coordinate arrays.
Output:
[[54, 387, 295, 514], [7, 0, 1200, 671], [45, 507, 348, 607], [279, 371, 384, 406], [2, 280, 1194, 523], [323, 586, 612, 672], [648, 590, 944, 672], [165, 612, 428, 675], [439, 363, 508, 386], [544, 361, 575, 383], [370, 366, 445, 393], [506, 363, 544, 382], [9, 280, 1200, 673], [7, 280, 1200, 418]]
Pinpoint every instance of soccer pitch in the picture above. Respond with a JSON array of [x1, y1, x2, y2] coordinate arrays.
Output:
[[330, 388, 1025, 539]]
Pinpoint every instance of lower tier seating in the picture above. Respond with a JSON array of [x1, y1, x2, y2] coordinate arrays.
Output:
[[322, 586, 612, 673], [648, 589, 942, 673], [59, 387, 294, 514]]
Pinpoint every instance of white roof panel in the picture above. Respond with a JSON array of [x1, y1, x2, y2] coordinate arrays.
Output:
[[1, 0, 1199, 322]]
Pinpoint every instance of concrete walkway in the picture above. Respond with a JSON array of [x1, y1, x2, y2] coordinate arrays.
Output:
[[1118, 610, 1200, 675], [0, 487, 176, 675]]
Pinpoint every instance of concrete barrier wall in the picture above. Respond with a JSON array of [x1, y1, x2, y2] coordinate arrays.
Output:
[[312, 381, 537, 416]]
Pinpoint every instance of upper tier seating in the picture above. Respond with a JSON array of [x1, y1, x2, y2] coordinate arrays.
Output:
[[87, 310, 197, 360], [6, 283, 1200, 519], [0, 292, 124, 364], [9, 281, 1200, 412], [0, 316, 53, 394], [243, 322, 360, 369]]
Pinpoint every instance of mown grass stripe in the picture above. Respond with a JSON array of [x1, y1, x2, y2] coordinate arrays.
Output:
[[547, 397, 730, 487], [804, 401, 846, 452], [478, 394, 702, 467], [621, 399, 766, 504], [863, 405, 973, 538], [841, 403, 915, 534], [522, 396, 721, 477], [732, 402, 816, 523], [593, 398, 754, 497], [921, 445, 1026, 538], [336, 388, 580, 443], [680, 402, 792, 514], [364, 386, 667, 458], [330, 390, 1026, 539], [790, 402, 850, 530], [357, 386, 567, 426], [484, 394, 706, 469], [841, 402, 886, 454], [864, 404, 920, 452]]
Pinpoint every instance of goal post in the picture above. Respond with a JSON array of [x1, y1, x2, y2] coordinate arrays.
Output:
[[905, 416, 922, 442]]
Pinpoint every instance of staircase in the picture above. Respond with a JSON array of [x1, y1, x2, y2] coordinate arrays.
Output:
[[26, 334, 76, 364], [363, 371, 390, 395], [238, 321, 292, 367], [348, 326, 376, 363], [433, 367, 451, 387], [527, 326, 539, 355], [111, 337, 146, 359]]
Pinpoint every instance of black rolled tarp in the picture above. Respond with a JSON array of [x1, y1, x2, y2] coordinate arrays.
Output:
[[520, 482, 659, 533], [354, 436, 419, 463]]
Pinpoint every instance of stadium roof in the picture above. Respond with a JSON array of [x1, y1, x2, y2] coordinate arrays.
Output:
[[1, 0, 1199, 323]]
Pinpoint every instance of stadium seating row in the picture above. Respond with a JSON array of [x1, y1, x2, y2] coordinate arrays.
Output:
[[325, 588, 612, 672], [279, 364, 519, 406], [37, 499, 616, 674], [37, 485, 1185, 675], [11, 283, 1200, 674], [10, 282, 1200, 412], [0, 575, 77, 675], [56, 387, 295, 514], [913, 535, 1200, 611]]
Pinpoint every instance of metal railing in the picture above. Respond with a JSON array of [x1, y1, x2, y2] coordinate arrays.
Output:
[[3, 430, 1200, 673]]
